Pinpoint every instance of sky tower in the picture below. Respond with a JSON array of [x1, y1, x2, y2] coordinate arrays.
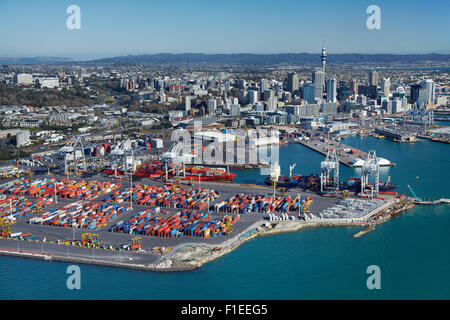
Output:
[[321, 42, 327, 73]]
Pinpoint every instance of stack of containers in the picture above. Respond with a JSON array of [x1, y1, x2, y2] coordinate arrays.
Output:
[[215, 194, 312, 214], [107, 184, 219, 210], [29, 200, 129, 229], [0, 195, 54, 222], [1, 178, 121, 201], [109, 208, 238, 238]]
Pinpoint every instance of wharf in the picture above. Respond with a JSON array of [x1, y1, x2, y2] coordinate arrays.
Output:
[[296, 139, 395, 167], [374, 127, 416, 143], [0, 170, 402, 272], [417, 134, 450, 144], [414, 198, 450, 205], [353, 225, 375, 238]]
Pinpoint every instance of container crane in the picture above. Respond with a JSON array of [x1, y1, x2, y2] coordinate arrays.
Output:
[[407, 185, 422, 202], [361, 150, 379, 196], [320, 149, 339, 192], [289, 163, 296, 178], [64, 135, 87, 177]]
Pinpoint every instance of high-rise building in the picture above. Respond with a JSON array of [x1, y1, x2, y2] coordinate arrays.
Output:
[[410, 83, 422, 104], [369, 70, 378, 87], [350, 79, 358, 95], [417, 79, 436, 109], [381, 78, 391, 97], [312, 70, 325, 100], [260, 79, 270, 92], [302, 82, 315, 103], [326, 78, 337, 102], [287, 73, 299, 93], [248, 90, 258, 104], [229, 104, 241, 117], [16, 130, 30, 146], [207, 97, 217, 115], [185, 96, 191, 112]]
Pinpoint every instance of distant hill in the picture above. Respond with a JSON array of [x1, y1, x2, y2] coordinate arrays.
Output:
[[1, 53, 449, 66], [0, 57, 74, 65], [87, 53, 450, 66]]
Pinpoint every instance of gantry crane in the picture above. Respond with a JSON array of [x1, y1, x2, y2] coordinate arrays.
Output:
[[130, 236, 142, 251], [0, 216, 14, 237], [224, 216, 233, 235], [64, 135, 87, 177], [320, 149, 339, 192], [361, 150, 380, 196], [81, 233, 99, 248]]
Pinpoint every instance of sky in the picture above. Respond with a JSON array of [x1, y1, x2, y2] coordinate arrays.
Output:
[[0, 0, 449, 60]]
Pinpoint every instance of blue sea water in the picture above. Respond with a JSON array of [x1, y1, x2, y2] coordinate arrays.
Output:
[[1, 137, 449, 299]]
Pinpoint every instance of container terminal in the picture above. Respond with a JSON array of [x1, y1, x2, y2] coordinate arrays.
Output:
[[0, 137, 417, 272]]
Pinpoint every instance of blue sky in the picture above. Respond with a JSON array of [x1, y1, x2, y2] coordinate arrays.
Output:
[[0, 0, 449, 60]]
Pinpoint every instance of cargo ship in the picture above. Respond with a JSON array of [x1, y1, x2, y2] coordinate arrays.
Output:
[[183, 166, 236, 182], [265, 174, 397, 192], [104, 162, 235, 182], [346, 177, 398, 192]]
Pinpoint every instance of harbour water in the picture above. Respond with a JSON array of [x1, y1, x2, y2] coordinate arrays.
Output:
[[1, 136, 449, 299]]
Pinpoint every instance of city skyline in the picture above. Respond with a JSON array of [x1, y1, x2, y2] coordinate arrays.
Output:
[[0, 0, 449, 60]]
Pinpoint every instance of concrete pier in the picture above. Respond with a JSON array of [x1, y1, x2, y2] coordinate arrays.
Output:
[[296, 139, 395, 167]]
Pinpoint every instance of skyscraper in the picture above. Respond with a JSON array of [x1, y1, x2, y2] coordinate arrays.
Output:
[[417, 79, 436, 109], [350, 79, 358, 95], [312, 70, 325, 100], [185, 96, 191, 112], [287, 73, 299, 93], [302, 82, 315, 103], [369, 70, 378, 87], [260, 79, 270, 92], [207, 97, 217, 115], [326, 78, 337, 102], [381, 78, 390, 97]]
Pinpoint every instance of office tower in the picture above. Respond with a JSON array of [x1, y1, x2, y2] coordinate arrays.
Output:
[[248, 90, 258, 104], [260, 79, 270, 92], [417, 79, 436, 109], [207, 97, 217, 115], [350, 79, 358, 95], [302, 82, 315, 103], [287, 73, 299, 93], [312, 70, 325, 100], [326, 78, 337, 102], [410, 83, 422, 104], [185, 96, 191, 112], [238, 79, 246, 89], [381, 78, 390, 97], [229, 104, 241, 116], [369, 70, 378, 87]]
